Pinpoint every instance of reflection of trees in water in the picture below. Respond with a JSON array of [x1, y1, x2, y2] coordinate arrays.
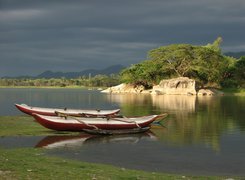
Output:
[[218, 96, 245, 132], [105, 94, 153, 116], [106, 94, 244, 152], [153, 96, 243, 152]]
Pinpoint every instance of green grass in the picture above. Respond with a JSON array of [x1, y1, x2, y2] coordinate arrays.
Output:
[[0, 116, 241, 179], [0, 147, 229, 180], [0, 116, 80, 136], [0, 86, 88, 89]]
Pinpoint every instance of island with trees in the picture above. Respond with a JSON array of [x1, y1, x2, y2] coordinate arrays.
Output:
[[103, 37, 245, 95]]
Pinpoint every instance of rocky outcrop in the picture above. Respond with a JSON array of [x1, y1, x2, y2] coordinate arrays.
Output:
[[102, 77, 223, 96], [152, 77, 196, 95], [101, 83, 148, 94]]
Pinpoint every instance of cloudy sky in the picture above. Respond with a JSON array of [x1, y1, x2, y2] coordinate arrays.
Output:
[[0, 0, 245, 77]]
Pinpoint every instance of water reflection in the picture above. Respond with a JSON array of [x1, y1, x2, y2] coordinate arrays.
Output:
[[151, 95, 196, 112], [105, 94, 153, 116], [42, 132, 245, 176], [35, 132, 157, 149], [106, 94, 151, 105], [106, 94, 245, 151]]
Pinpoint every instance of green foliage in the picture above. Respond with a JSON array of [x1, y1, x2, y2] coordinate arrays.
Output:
[[148, 44, 195, 77], [120, 38, 238, 88], [120, 60, 165, 87], [220, 79, 239, 88], [232, 56, 245, 88], [0, 74, 120, 88], [220, 56, 245, 88], [235, 56, 245, 86], [205, 37, 223, 53]]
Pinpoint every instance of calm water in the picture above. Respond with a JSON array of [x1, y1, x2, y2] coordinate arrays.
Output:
[[0, 88, 245, 176]]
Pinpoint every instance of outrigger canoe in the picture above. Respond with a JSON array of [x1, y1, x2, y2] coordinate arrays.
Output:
[[32, 113, 167, 132], [15, 104, 120, 117]]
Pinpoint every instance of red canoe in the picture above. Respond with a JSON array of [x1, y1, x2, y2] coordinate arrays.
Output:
[[32, 113, 167, 131], [15, 104, 120, 117]]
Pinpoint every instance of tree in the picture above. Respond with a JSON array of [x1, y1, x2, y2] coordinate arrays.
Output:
[[148, 44, 196, 77], [148, 43, 230, 86], [120, 38, 236, 88], [234, 56, 245, 87], [205, 37, 223, 53]]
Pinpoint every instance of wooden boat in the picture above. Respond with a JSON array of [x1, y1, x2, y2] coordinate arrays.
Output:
[[15, 104, 120, 117], [32, 113, 167, 131]]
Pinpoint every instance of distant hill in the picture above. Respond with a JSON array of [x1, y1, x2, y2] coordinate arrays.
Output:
[[224, 51, 245, 58], [4, 65, 125, 79]]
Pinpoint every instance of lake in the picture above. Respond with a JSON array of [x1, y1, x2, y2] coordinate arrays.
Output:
[[0, 88, 245, 176]]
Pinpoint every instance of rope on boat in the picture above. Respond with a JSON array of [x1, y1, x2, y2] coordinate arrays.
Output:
[[106, 116, 141, 128], [108, 113, 168, 129], [70, 116, 99, 130], [55, 111, 103, 118], [55, 111, 168, 132], [55, 111, 99, 129]]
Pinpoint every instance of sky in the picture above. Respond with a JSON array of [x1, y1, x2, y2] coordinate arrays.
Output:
[[0, 0, 245, 77]]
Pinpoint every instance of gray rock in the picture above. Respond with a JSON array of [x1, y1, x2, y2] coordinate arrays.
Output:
[[152, 77, 196, 95]]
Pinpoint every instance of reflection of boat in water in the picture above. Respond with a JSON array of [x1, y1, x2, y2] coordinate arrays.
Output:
[[35, 132, 157, 149], [35, 134, 94, 149], [83, 127, 150, 135], [84, 132, 157, 145]]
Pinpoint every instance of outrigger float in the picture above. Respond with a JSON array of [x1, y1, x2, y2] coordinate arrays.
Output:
[[15, 104, 120, 117], [15, 104, 167, 135]]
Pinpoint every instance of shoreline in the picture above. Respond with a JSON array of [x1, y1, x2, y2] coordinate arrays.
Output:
[[0, 86, 244, 96], [0, 115, 239, 179], [1, 147, 228, 180]]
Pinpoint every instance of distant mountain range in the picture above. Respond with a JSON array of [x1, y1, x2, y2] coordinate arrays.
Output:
[[4, 64, 125, 79]]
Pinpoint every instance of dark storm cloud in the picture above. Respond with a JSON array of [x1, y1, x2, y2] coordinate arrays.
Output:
[[0, 0, 245, 76]]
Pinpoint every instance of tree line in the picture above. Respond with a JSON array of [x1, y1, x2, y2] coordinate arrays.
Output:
[[0, 74, 120, 87], [120, 37, 245, 89]]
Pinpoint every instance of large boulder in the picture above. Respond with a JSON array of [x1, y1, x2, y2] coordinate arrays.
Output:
[[152, 77, 197, 95], [101, 83, 146, 93]]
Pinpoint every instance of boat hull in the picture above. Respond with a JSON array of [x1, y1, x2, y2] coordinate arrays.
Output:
[[15, 104, 120, 117], [32, 113, 162, 131]]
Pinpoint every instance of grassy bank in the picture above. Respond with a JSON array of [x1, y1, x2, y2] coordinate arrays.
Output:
[[0, 116, 80, 136], [1, 147, 202, 180], [0, 116, 239, 179], [0, 86, 88, 89]]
